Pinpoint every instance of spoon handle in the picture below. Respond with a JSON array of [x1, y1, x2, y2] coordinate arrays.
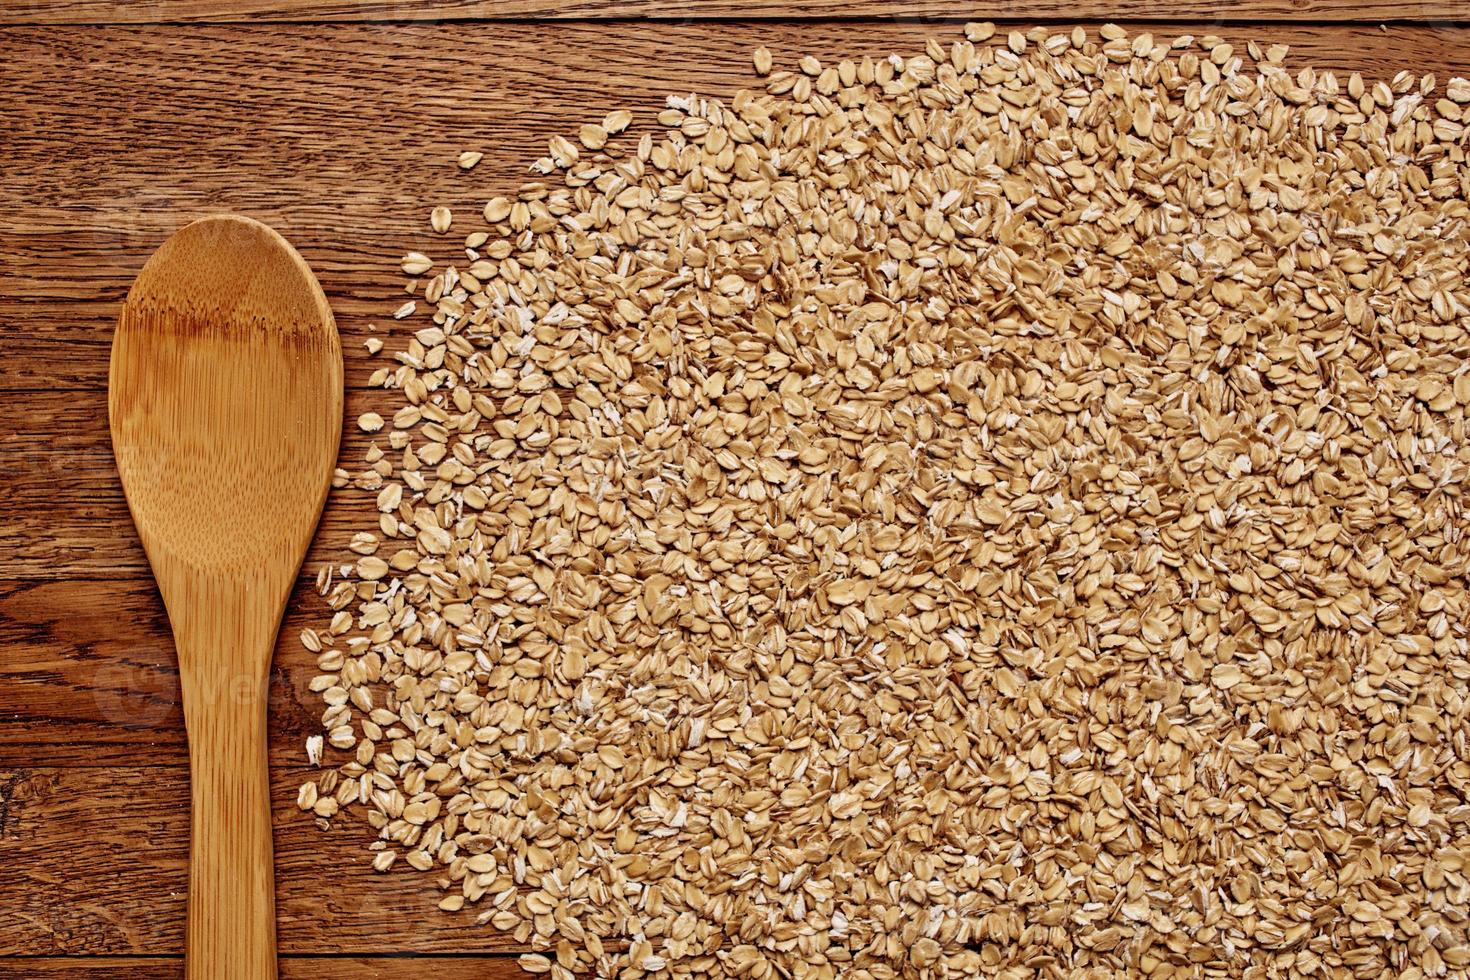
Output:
[[177, 595, 279, 980]]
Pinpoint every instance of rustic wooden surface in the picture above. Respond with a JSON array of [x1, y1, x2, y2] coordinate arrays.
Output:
[[2, 7, 1468, 974]]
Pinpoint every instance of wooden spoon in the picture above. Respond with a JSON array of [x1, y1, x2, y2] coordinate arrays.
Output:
[[109, 214, 342, 980]]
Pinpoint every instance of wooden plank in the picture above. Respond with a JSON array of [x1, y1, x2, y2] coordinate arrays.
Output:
[[1, 957, 530, 979], [2, 0, 1466, 27], [0, 578, 187, 766], [0, 577, 365, 768], [3, 22, 1470, 389], [0, 766, 539, 955]]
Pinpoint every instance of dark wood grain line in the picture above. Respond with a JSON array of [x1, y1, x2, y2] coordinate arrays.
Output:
[[3, 0, 1468, 26], [0, 773, 24, 838]]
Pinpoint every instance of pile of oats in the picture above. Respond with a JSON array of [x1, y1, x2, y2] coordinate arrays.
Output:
[[301, 22, 1470, 978]]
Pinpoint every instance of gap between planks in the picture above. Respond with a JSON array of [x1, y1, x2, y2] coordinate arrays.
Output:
[[0, 956, 536, 979], [5, 0, 1470, 27]]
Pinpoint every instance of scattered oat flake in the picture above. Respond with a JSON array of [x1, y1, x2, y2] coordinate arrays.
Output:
[[400, 251, 433, 275], [602, 108, 632, 134], [547, 134, 578, 168], [483, 197, 511, 223]]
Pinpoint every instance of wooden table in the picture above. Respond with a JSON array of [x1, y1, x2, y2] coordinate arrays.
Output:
[[1, 1, 1465, 975]]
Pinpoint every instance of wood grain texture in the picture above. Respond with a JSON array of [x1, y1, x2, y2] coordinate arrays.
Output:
[[3, 0, 1467, 25], [2, 390, 451, 578], [0, 578, 316, 768], [0, 766, 541, 956], [4, 11, 1470, 969], [2, 390, 381, 578], [110, 214, 344, 980], [0, 575, 428, 770], [4, 958, 532, 979]]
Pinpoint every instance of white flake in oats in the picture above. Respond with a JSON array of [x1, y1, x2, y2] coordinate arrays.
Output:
[[429, 206, 452, 234], [456, 150, 483, 170], [356, 412, 384, 433]]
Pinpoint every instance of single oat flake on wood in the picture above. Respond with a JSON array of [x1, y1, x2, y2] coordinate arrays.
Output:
[[304, 23, 1470, 980]]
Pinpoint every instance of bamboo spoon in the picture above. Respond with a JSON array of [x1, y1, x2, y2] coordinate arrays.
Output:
[[109, 214, 342, 980]]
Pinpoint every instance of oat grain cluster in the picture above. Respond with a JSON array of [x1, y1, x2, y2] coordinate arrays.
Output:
[[303, 23, 1470, 979]]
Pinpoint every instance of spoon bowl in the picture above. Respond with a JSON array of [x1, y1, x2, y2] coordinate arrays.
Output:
[[109, 214, 342, 980]]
